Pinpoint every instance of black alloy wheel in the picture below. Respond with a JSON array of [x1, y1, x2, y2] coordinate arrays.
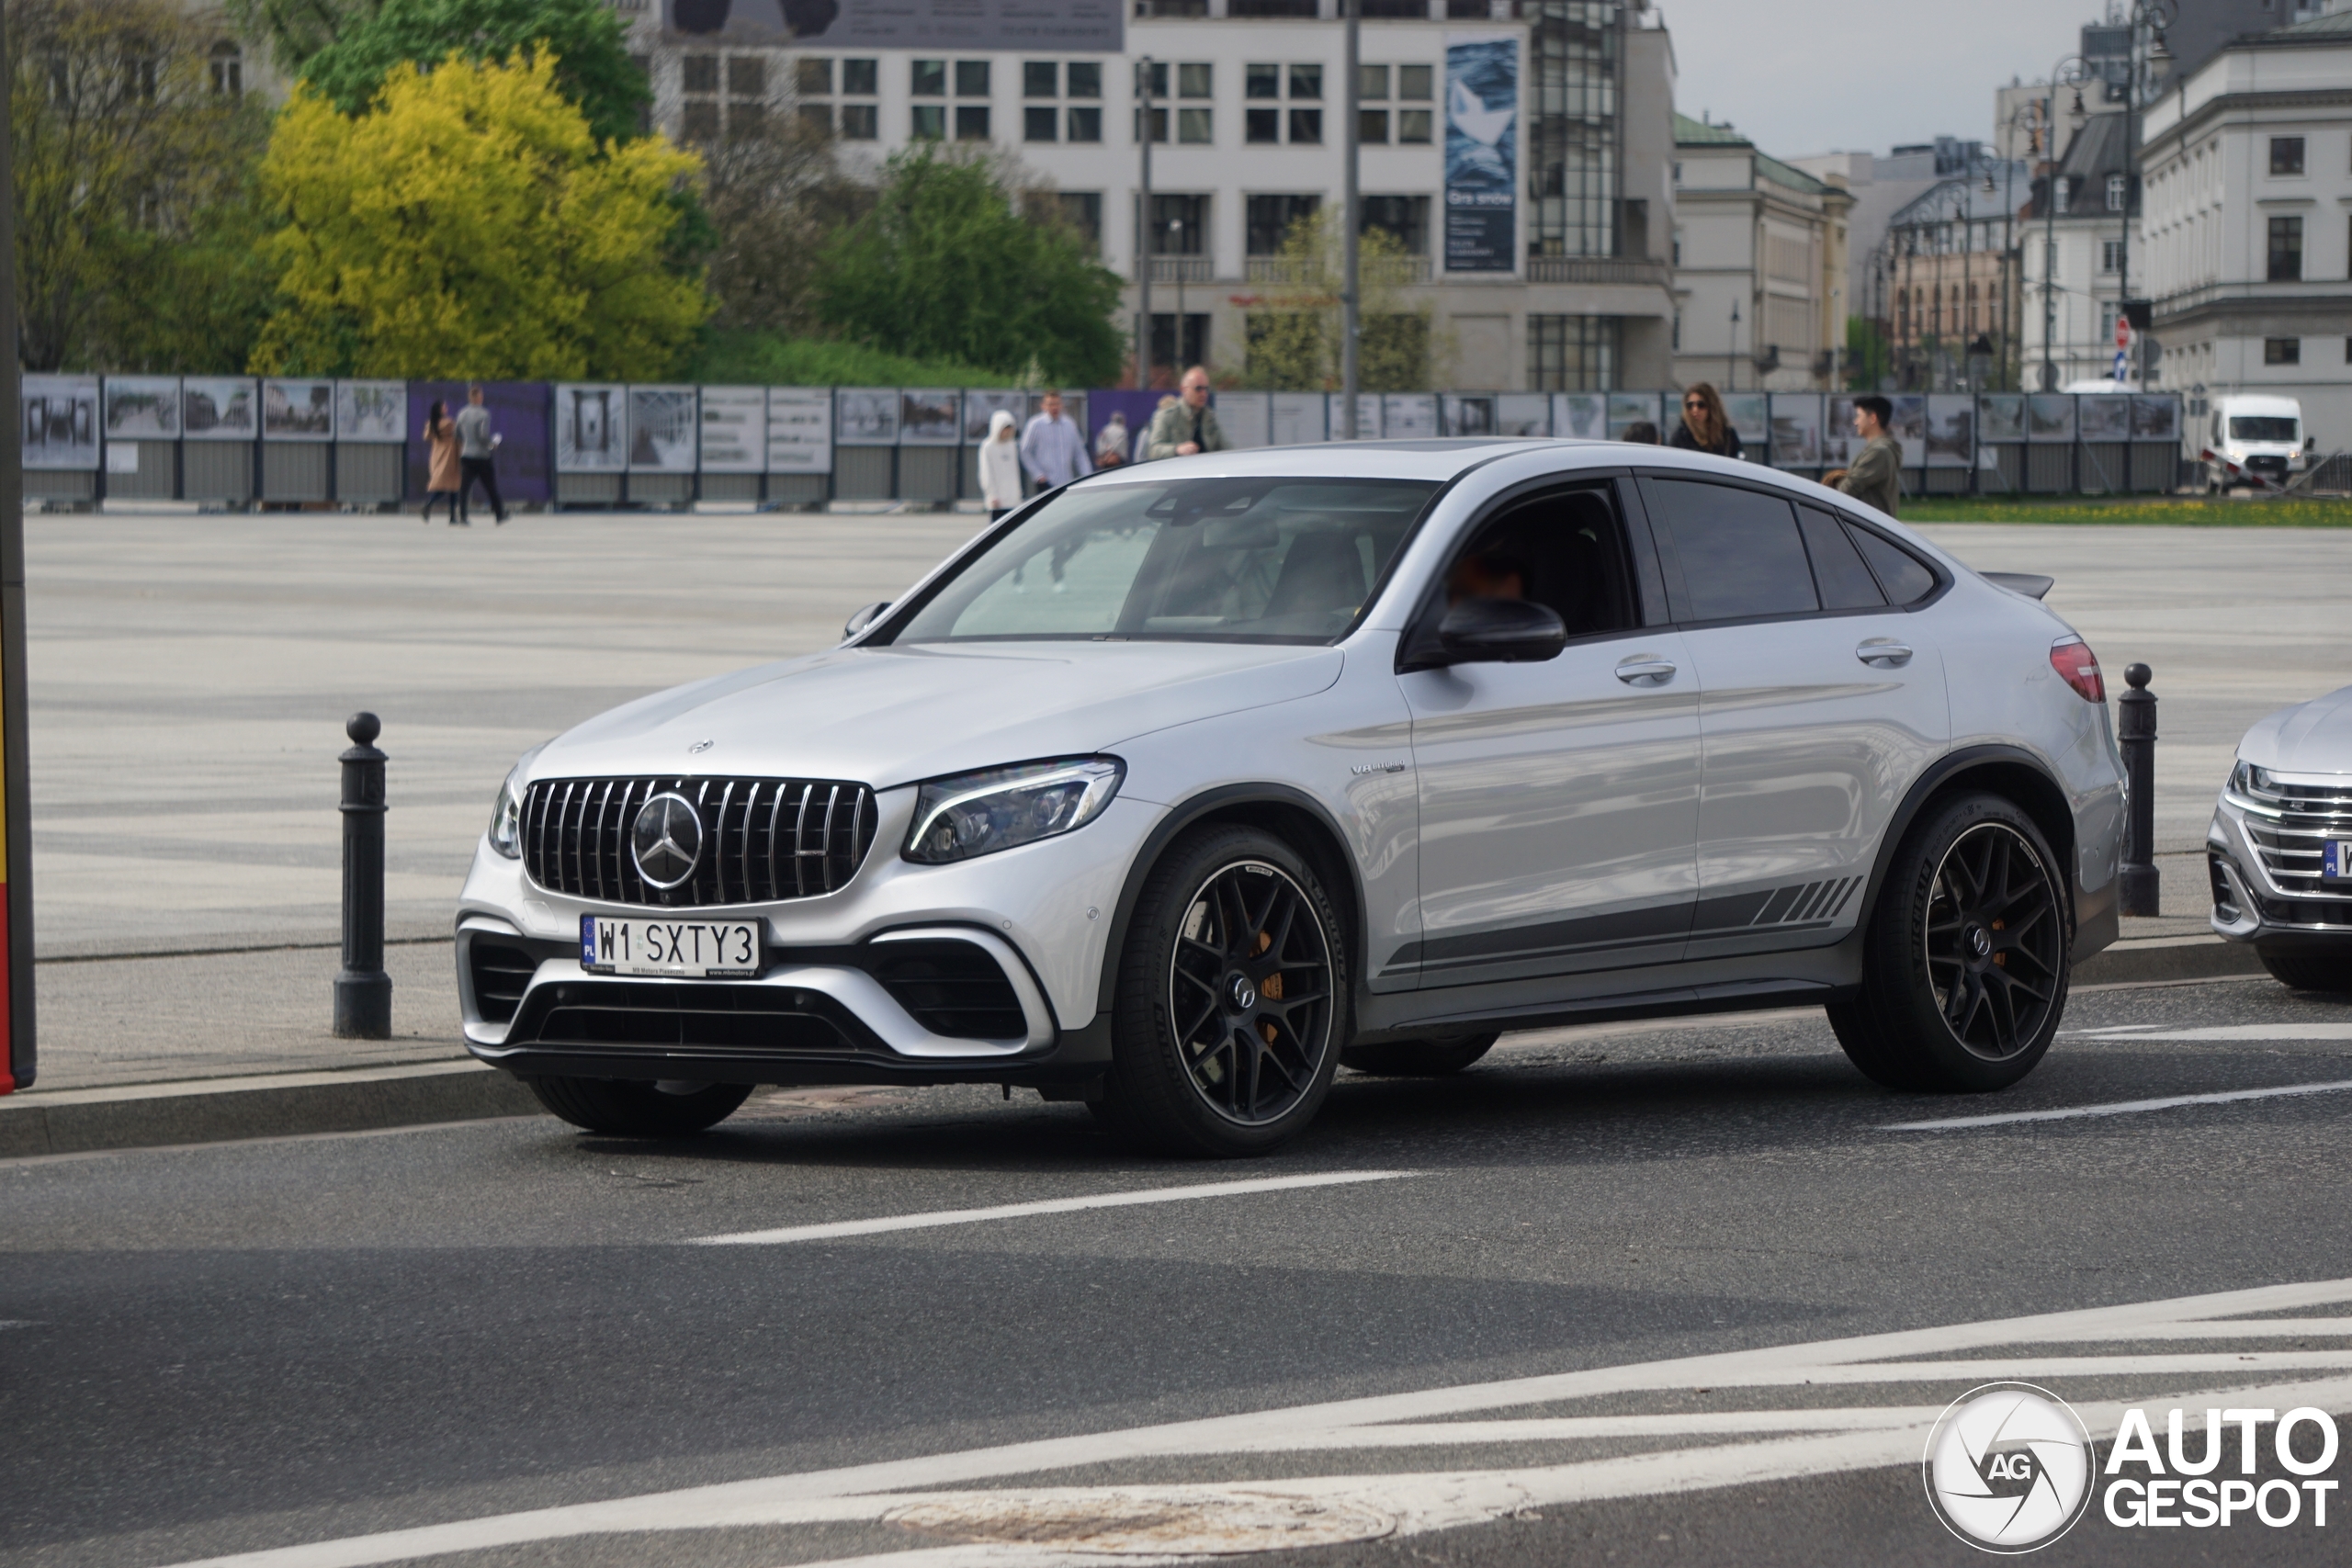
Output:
[[1925, 821, 2064, 1060], [1102, 824, 1348, 1156], [1829, 793, 2071, 1093]]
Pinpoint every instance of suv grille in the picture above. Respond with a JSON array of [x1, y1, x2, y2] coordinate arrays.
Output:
[[2233, 773, 2352, 899], [523, 776, 877, 908]]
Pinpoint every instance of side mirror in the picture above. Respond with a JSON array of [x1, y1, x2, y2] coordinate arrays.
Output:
[[842, 601, 890, 640], [1435, 597, 1567, 665]]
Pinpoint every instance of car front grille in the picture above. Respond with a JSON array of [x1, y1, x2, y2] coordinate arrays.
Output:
[[523, 775, 878, 908], [2232, 774, 2352, 899]]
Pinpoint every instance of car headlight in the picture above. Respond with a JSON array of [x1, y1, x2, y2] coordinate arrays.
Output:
[[2230, 761, 2272, 799], [487, 764, 526, 859], [904, 757, 1124, 865]]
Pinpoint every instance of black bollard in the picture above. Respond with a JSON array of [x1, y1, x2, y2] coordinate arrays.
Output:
[[2119, 663, 2159, 918], [334, 712, 392, 1038]]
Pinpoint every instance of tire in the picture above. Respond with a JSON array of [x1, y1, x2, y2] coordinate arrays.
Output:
[[526, 1076, 752, 1135], [1098, 824, 1349, 1156], [2257, 946, 2352, 993], [1828, 794, 2071, 1092], [1341, 1032, 1499, 1077]]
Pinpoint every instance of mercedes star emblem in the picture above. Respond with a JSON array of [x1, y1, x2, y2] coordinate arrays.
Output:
[[631, 793, 704, 889]]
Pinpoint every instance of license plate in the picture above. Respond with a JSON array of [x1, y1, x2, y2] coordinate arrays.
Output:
[[581, 916, 763, 977], [2327, 843, 2352, 881]]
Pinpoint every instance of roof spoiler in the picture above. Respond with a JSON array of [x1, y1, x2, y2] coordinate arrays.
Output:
[[1982, 571, 2054, 601]]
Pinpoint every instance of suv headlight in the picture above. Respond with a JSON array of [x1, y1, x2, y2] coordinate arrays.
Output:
[[905, 757, 1124, 865], [487, 764, 526, 859]]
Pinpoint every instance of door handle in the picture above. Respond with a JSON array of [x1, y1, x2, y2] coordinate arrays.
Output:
[[1857, 638, 1914, 668], [1615, 657, 1677, 685]]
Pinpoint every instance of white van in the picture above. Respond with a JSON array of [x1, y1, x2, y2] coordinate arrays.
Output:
[[2203, 394, 2309, 492]]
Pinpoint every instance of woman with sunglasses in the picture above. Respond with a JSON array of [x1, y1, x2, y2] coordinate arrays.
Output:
[[1668, 383, 1744, 459]]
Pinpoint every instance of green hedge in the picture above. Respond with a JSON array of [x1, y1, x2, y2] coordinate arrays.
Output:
[[684, 333, 1007, 390]]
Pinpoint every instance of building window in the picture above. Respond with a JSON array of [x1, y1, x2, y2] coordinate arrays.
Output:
[[2269, 215, 2303, 281], [796, 57, 831, 96], [2054, 177, 2071, 215], [1057, 193, 1102, 251], [1247, 194, 1320, 254], [1145, 193, 1207, 254], [2266, 337, 2301, 366], [2101, 239, 2123, 274], [955, 104, 989, 140], [1360, 108, 1388, 144], [1289, 107, 1323, 143], [1150, 313, 1210, 372], [840, 103, 877, 140], [1136, 106, 1169, 143], [911, 104, 944, 139], [1025, 105, 1057, 141], [1360, 63, 1389, 101], [1178, 107, 1212, 143], [1398, 63, 1432, 100], [1363, 194, 1429, 254], [1024, 61, 1057, 97], [1069, 106, 1102, 142], [2105, 173, 2126, 211], [1139, 61, 1169, 97], [684, 54, 719, 94], [1246, 62, 1280, 98], [1069, 62, 1101, 97], [2270, 136, 2305, 175], [1398, 108, 1432, 143], [956, 60, 989, 96], [842, 58, 877, 96], [1247, 107, 1280, 143], [1289, 63, 1322, 99], [912, 59, 945, 96], [729, 57, 764, 97], [1528, 315, 1621, 391], [1178, 62, 1212, 98], [209, 40, 241, 96]]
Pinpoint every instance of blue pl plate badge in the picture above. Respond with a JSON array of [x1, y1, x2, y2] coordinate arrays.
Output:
[[581, 914, 598, 964]]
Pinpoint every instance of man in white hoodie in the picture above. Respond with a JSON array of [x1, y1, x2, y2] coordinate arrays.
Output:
[[978, 409, 1023, 520]]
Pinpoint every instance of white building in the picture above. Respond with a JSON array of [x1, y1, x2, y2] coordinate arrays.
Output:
[[2018, 112, 2141, 389], [1669, 116, 1850, 391], [629, 3, 1683, 390], [2139, 8, 2352, 445]]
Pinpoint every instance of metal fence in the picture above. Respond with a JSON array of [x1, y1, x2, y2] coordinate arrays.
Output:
[[18, 376, 2194, 509]]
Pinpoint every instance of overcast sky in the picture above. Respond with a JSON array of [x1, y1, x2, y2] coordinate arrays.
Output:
[[1659, 0, 2095, 159]]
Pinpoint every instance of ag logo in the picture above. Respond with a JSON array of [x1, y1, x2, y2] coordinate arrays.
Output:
[[1924, 1382, 2096, 1552]]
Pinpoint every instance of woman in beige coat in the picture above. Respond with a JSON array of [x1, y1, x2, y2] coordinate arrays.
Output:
[[422, 400, 463, 525]]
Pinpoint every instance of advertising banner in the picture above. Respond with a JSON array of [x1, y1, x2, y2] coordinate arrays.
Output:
[[262, 379, 334, 441], [899, 389, 960, 446], [1722, 392, 1770, 453], [1216, 391, 1272, 449], [104, 377, 180, 440], [1769, 394, 1823, 468], [663, 0, 1121, 53], [2132, 395, 2179, 443], [553, 384, 626, 471], [1269, 392, 1326, 446], [1553, 394, 1605, 440], [836, 389, 899, 446], [1328, 392, 1382, 440], [181, 378, 255, 441], [1383, 393, 1441, 439], [336, 380, 406, 443], [767, 388, 833, 473], [1496, 393, 1551, 437], [1925, 394, 1974, 468], [1443, 36, 1517, 274], [1606, 392, 1661, 440], [408, 382, 550, 502], [21, 376, 99, 470], [1824, 396, 1859, 468], [628, 386, 697, 471], [1442, 395, 1494, 437], [1977, 394, 2026, 444], [2078, 395, 2132, 443], [699, 386, 767, 472], [2027, 394, 2075, 444], [963, 390, 1025, 445]]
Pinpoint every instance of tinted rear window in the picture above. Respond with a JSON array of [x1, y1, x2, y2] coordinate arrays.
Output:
[[1849, 528, 1938, 606], [1798, 506, 1885, 611], [1648, 479, 1818, 622]]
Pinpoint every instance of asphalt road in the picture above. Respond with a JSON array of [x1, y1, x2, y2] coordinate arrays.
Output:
[[9, 969, 2352, 1567]]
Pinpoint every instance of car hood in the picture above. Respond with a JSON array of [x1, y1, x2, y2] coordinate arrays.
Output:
[[532, 640, 1346, 791], [2239, 684, 2352, 774]]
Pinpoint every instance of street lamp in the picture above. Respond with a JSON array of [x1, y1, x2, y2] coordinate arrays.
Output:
[[1728, 299, 1740, 391], [1340, 0, 1361, 439], [2117, 1, 2177, 391], [1137, 54, 1154, 390], [2037, 55, 2092, 393]]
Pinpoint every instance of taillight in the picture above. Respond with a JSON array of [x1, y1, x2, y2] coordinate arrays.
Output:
[[2050, 637, 2104, 703]]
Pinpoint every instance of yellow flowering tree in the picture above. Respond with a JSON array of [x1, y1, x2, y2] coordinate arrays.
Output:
[[254, 51, 707, 378]]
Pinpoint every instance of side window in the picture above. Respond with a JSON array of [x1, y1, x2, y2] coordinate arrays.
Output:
[[1646, 479, 1818, 623], [1445, 488, 1636, 639], [1849, 525, 1938, 605], [1797, 505, 1884, 611]]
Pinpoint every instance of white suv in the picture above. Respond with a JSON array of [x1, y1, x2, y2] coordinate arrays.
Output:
[[457, 441, 2127, 1155]]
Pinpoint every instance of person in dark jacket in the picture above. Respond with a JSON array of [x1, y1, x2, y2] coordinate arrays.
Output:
[[1668, 382, 1744, 459]]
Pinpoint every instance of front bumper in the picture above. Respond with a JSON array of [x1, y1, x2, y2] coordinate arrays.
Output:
[[2207, 793, 2352, 945], [453, 790, 1159, 1088]]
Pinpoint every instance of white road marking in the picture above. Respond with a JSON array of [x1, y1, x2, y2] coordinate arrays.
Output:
[[2068, 1021, 2352, 1041], [1880, 1077, 2352, 1131], [157, 1277, 2352, 1568], [690, 1170, 1419, 1247]]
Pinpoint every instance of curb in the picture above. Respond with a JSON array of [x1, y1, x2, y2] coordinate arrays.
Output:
[[0, 1059, 541, 1159], [2075, 933, 2267, 987]]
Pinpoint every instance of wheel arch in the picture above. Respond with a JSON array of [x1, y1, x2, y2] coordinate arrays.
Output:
[[1094, 784, 1367, 1021], [1860, 745, 2081, 946]]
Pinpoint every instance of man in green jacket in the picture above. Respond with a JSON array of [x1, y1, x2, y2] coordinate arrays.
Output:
[[1824, 394, 1902, 516], [1145, 366, 1227, 459]]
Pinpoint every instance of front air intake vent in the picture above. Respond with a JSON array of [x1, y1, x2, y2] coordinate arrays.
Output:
[[523, 776, 877, 908]]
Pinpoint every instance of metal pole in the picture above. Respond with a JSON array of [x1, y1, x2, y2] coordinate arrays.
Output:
[[334, 712, 391, 1038], [2119, 663, 2159, 917], [0, 13, 33, 1094], [1340, 0, 1361, 440], [1138, 55, 1153, 391]]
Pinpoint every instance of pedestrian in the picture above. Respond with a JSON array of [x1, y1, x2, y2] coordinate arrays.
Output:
[[1019, 389, 1092, 494], [1145, 366, 1228, 459], [1824, 395, 1904, 516], [978, 409, 1023, 521], [1094, 411, 1130, 470], [454, 383, 508, 525], [1668, 383, 1744, 459], [421, 400, 461, 524], [1620, 420, 1660, 445]]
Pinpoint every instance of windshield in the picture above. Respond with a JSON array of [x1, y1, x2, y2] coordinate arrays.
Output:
[[2230, 416, 2299, 443], [890, 477, 1442, 644]]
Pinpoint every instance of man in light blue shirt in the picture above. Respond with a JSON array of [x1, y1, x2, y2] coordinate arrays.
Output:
[[1019, 389, 1092, 493]]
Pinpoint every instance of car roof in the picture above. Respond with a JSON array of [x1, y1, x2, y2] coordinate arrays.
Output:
[[1074, 437, 1765, 486]]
